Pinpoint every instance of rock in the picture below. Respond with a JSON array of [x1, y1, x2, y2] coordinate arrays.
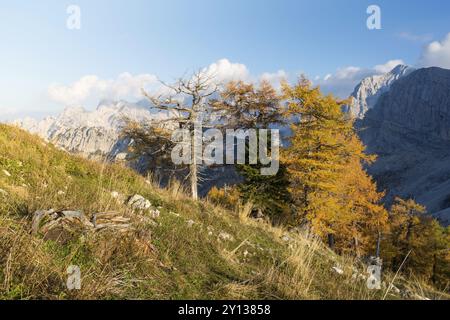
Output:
[[207, 226, 214, 236], [332, 266, 344, 275], [356, 67, 450, 225], [111, 191, 120, 199], [14, 101, 177, 160], [345, 64, 413, 119], [150, 209, 161, 219], [128, 194, 152, 211], [32, 209, 133, 242], [2, 169, 11, 177], [32, 209, 92, 243], [390, 284, 401, 294], [115, 153, 128, 161], [92, 212, 131, 232], [218, 232, 234, 242], [31, 209, 55, 235], [352, 272, 367, 281], [187, 219, 195, 228]]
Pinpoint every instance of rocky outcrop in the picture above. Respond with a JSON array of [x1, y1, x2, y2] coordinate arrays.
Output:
[[356, 67, 450, 225], [346, 65, 413, 119], [31, 209, 133, 244]]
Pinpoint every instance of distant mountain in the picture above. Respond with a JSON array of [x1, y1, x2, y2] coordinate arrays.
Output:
[[14, 100, 177, 160], [355, 66, 450, 225], [14, 100, 240, 196], [345, 65, 414, 119]]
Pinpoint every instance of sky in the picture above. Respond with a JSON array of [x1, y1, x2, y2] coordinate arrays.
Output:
[[1, 0, 450, 120]]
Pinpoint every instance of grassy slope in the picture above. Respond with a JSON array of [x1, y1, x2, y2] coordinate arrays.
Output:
[[0, 124, 447, 300]]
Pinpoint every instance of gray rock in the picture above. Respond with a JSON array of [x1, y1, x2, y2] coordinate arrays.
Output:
[[355, 67, 450, 225], [128, 195, 152, 211], [345, 65, 413, 119], [218, 232, 234, 242]]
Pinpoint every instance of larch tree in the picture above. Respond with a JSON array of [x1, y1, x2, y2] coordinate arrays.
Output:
[[381, 198, 450, 286], [282, 78, 387, 254], [141, 71, 219, 200], [211, 80, 291, 222]]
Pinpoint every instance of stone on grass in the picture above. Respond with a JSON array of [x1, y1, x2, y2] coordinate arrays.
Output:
[[332, 266, 344, 275], [218, 232, 234, 242], [111, 191, 120, 199], [2, 169, 11, 177], [128, 194, 152, 211], [32, 209, 133, 243], [150, 209, 161, 219], [187, 219, 195, 228]]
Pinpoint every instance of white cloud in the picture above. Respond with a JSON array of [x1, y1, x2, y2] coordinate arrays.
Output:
[[47, 59, 291, 108], [317, 60, 405, 97], [374, 59, 405, 73], [48, 73, 159, 107], [259, 70, 288, 89], [334, 66, 362, 80], [202, 59, 288, 89], [420, 33, 450, 69], [201, 59, 250, 83]]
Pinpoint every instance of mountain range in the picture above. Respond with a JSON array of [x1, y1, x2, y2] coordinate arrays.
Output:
[[14, 100, 177, 161], [13, 66, 450, 225]]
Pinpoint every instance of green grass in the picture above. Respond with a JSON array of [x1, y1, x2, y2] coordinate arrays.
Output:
[[0, 124, 447, 300]]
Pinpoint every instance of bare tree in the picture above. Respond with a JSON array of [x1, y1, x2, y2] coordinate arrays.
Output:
[[141, 71, 218, 200]]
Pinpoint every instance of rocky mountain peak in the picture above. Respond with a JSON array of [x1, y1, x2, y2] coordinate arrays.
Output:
[[346, 64, 414, 119], [356, 66, 450, 225]]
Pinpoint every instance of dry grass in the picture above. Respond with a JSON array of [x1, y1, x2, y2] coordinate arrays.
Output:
[[0, 124, 448, 300]]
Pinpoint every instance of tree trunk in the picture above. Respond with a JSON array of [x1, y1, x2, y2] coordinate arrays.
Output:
[[190, 163, 198, 200], [328, 234, 335, 251], [376, 232, 382, 258], [353, 236, 360, 258], [190, 132, 198, 200]]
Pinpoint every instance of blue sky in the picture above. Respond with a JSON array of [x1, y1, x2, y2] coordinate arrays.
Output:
[[1, 0, 450, 120]]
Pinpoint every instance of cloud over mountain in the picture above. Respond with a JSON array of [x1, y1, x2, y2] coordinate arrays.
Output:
[[316, 60, 405, 98], [420, 33, 450, 69], [48, 73, 159, 107], [47, 59, 288, 109]]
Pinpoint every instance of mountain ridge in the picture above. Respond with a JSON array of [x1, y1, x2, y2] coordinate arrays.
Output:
[[346, 64, 414, 119], [355, 66, 450, 225]]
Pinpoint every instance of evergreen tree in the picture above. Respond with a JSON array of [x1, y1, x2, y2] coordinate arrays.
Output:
[[213, 80, 291, 222]]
